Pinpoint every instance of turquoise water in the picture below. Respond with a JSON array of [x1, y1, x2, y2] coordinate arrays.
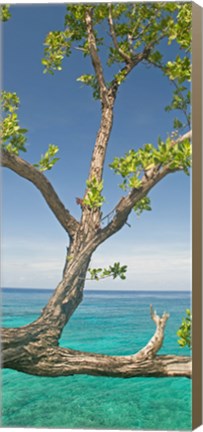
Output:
[[2, 289, 192, 430]]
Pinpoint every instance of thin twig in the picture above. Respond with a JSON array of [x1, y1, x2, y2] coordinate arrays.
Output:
[[108, 3, 131, 64]]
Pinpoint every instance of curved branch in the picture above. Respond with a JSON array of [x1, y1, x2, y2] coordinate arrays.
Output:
[[2, 306, 191, 378], [133, 305, 170, 360], [1, 148, 79, 238]]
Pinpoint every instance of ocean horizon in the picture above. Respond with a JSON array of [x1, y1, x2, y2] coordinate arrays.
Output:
[[2, 287, 192, 291], [2, 288, 192, 429]]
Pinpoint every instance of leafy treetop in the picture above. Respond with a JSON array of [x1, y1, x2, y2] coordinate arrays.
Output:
[[1, 3, 191, 215], [41, 3, 192, 215], [42, 4, 191, 98]]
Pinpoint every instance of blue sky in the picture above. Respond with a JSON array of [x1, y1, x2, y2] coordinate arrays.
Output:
[[2, 4, 191, 290]]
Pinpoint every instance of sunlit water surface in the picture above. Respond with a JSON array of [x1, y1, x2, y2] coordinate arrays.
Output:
[[2, 289, 191, 430]]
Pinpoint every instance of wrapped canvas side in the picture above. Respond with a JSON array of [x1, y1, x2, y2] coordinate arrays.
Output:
[[192, 2, 203, 430]]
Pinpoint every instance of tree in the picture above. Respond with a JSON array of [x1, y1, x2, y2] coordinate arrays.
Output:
[[1, 3, 192, 378]]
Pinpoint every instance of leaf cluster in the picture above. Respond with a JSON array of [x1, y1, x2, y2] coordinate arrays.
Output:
[[160, 4, 191, 82], [83, 177, 105, 209], [42, 5, 91, 74], [110, 136, 191, 186], [0, 5, 11, 22], [34, 144, 59, 172], [88, 262, 127, 281], [42, 30, 72, 74], [0, 91, 27, 155], [110, 136, 191, 215], [41, 3, 191, 105], [106, 3, 188, 67], [133, 197, 152, 217], [172, 3, 192, 50], [177, 309, 192, 349], [165, 56, 191, 83], [165, 85, 191, 129], [64, 5, 88, 40]]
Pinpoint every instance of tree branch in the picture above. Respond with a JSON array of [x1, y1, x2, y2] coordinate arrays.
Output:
[[128, 5, 162, 45], [1, 148, 79, 238], [2, 306, 191, 378], [98, 130, 192, 243], [171, 130, 192, 145], [108, 46, 152, 98], [107, 14, 173, 98], [85, 8, 108, 106], [108, 4, 131, 64], [133, 306, 170, 360], [98, 168, 168, 244], [15, 348, 191, 378]]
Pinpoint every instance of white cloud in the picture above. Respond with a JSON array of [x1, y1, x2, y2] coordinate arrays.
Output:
[[1, 236, 66, 288], [87, 244, 191, 291], [1, 235, 191, 290]]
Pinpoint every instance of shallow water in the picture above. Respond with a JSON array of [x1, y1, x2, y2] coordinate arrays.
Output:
[[2, 289, 192, 430]]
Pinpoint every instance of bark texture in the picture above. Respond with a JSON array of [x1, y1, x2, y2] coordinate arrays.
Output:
[[2, 306, 191, 378]]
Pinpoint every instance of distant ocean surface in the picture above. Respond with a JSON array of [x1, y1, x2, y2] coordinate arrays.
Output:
[[2, 288, 192, 430]]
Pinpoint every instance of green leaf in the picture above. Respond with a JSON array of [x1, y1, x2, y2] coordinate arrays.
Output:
[[34, 144, 60, 172], [83, 177, 105, 209], [42, 30, 72, 74], [133, 196, 152, 216], [88, 262, 128, 282], [0, 5, 11, 22], [0, 91, 27, 155], [173, 118, 183, 130]]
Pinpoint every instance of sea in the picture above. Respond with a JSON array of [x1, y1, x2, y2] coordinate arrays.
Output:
[[1, 288, 192, 430]]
